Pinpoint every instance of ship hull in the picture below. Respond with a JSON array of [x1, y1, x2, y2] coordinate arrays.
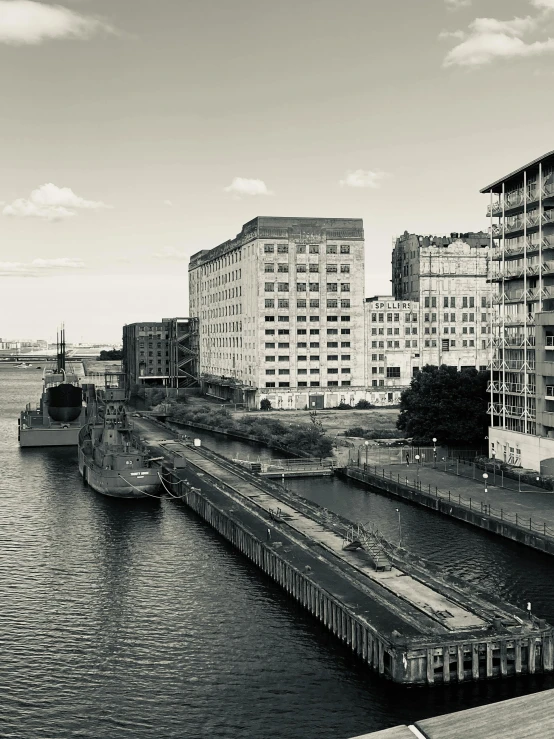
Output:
[[19, 425, 81, 447], [78, 449, 159, 499]]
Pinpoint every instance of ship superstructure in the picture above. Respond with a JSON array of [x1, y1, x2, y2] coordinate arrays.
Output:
[[78, 372, 160, 498], [18, 327, 87, 447]]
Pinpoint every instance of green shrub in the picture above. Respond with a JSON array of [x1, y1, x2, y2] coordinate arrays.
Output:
[[355, 399, 373, 409], [260, 398, 272, 411]]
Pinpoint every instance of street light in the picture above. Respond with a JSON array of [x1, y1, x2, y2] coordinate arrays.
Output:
[[415, 454, 420, 484], [492, 449, 496, 484], [395, 508, 402, 547], [483, 472, 489, 494], [442, 456, 447, 472], [432, 438, 437, 468], [365, 440, 369, 469]]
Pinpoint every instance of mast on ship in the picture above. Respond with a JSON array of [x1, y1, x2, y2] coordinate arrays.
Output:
[[56, 325, 66, 375]]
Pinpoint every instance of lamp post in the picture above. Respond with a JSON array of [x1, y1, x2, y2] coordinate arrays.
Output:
[[395, 507, 402, 547], [442, 456, 446, 472], [483, 472, 489, 494], [492, 449, 496, 485], [432, 438, 437, 468], [415, 454, 420, 484], [365, 440, 369, 470]]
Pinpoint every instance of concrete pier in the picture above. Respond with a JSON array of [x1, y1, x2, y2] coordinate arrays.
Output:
[[133, 417, 554, 686]]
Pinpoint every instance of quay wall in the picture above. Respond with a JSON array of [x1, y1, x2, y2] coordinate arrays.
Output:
[[171, 474, 397, 681], [341, 466, 554, 557], [165, 455, 553, 685]]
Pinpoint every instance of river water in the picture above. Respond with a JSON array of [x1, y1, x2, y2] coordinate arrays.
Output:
[[2, 366, 554, 739]]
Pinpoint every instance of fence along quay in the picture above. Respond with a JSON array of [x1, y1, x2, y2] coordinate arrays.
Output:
[[133, 418, 554, 686]]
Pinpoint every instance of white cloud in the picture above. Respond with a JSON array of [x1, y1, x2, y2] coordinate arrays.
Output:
[[0, 0, 115, 45], [439, 29, 467, 40], [532, 0, 554, 9], [445, 0, 472, 10], [152, 246, 188, 260], [163, 199, 173, 207], [442, 13, 554, 67], [223, 177, 272, 196], [339, 169, 388, 189], [0, 257, 86, 277], [3, 183, 111, 220]]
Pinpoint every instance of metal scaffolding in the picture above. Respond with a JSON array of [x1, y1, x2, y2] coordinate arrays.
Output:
[[167, 317, 199, 389]]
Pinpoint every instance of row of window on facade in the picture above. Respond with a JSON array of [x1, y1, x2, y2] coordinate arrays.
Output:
[[204, 268, 241, 289], [264, 263, 351, 273], [263, 244, 352, 254], [265, 355, 351, 362], [264, 299, 351, 309], [265, 368, 351, 375], [264, 282, 351, 292], [423, 296, 486, 308], [265, 381, 353, 387]]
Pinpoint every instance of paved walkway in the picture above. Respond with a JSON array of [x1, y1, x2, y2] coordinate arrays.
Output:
[[360, 460, 554, 535]]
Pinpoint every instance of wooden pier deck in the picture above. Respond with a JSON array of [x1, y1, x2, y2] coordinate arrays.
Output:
[[352, 687, 554, 737], [133, 416, 554, 686]]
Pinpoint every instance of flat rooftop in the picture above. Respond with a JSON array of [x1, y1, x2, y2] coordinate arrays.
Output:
[[480, 149, 554, 194]]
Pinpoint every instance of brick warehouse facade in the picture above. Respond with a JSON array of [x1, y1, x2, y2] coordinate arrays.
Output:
[[188, 217, 366, 409]]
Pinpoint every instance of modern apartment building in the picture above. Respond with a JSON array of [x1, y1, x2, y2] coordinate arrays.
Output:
[[188, 216, 366, 409], [483, 150, 554, 472], [122, 318, 199, 392], [391, 232, 491, 371]]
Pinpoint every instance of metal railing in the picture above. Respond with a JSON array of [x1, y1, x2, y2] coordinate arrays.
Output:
[[347, 462, 554, 539]]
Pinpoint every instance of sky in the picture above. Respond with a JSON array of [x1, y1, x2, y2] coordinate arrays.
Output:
[[2, 0, 554, 343]]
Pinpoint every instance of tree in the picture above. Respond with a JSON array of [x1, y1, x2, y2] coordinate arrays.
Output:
[[98, 349, 123, 360], [260, 398, 272, 411], [397, 365, 488, 448]]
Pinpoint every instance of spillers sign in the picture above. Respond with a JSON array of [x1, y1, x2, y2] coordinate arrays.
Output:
[[372, 301, 413, 310]]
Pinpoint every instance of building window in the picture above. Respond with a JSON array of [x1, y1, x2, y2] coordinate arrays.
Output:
[[296, 245, 306, 254], [278, 342, 289, 348], [278, 299, 289, 308], [278, 316, 289, 322], [277, 263, 289, 273], [297, 264, 307, 273], [265, 329, 275, 335], [309, 299, 319, 308], [328, 328, 338, 335], [309, 264, 319, 273], [266, 356, 275, 362], [266, 369, 275, 375], [327, 316, 338, 322], [264, 263, 274, 273], [341, 380, 351, 386], [328, 355, 338, 361], [328, 341, 338, 348], [310, 355, 320, 361], [277, 329, 289, 335], [297, 316, 307, 322], [341, 300, 350, 308], [278, 382, 290, 387], [341, 341, 350, 347], [265, 382, 275, 387], [297, 328, 307, 335], [309, 282, 319, 292], [265, 299, 275, 308], [298, 368, 307, 374], [264, 244, 274, 253], [327, 245, 337, 254], [451, 340, 456, 347], [310, 368, 319, 374], [265, 316, 275, 322], [277, 282, 289, 292], [265, 342, 275, 348], [310, 381, 320, 386], [310, 328, 320, 335], [341, 283, 350, 292], [341, 354, 350, 360], [341, 328, 350, 334], [340, 245, 350, 254], [328, 380, 339, 386], [298, 381, 308, 386], [341, 316, 350, 322], [327, 299, 338, 308], [265, 282, 274, 292], [278, 355, 289, 361], [327, 283, 338, 292], [386, 367, 400, 378], [297, 299, 306, 308], [277, 244, 288, 253], [278, 369, 289, 375], [309, 342, 320, 348], [328, 368, 338, 374], [327, 264, 338, 273], [340, 264, 350, 273], [372, 379, 378, 387], [463, 297, 468, 308], [309, 245, 320, 254]]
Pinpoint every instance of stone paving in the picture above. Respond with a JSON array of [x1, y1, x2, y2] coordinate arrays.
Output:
[[363, 460, 554, 535]]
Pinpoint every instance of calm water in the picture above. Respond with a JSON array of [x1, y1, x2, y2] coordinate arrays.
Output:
[[1, 366, 554, 739]]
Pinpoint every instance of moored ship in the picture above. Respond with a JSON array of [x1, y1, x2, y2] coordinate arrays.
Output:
[[78, 372, 160, 499], [18, 328, 87, 447]]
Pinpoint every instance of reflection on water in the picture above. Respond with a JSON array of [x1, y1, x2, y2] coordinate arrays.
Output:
[[1, 371, 554, 739]]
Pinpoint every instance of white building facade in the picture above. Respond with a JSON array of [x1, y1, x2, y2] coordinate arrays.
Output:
[[188, 217, 367, 409]]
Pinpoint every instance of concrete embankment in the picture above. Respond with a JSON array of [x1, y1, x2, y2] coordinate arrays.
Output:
[[351, 686, 554, 738], [132, 416, 554, 686], [341, 465, 554, 557]]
